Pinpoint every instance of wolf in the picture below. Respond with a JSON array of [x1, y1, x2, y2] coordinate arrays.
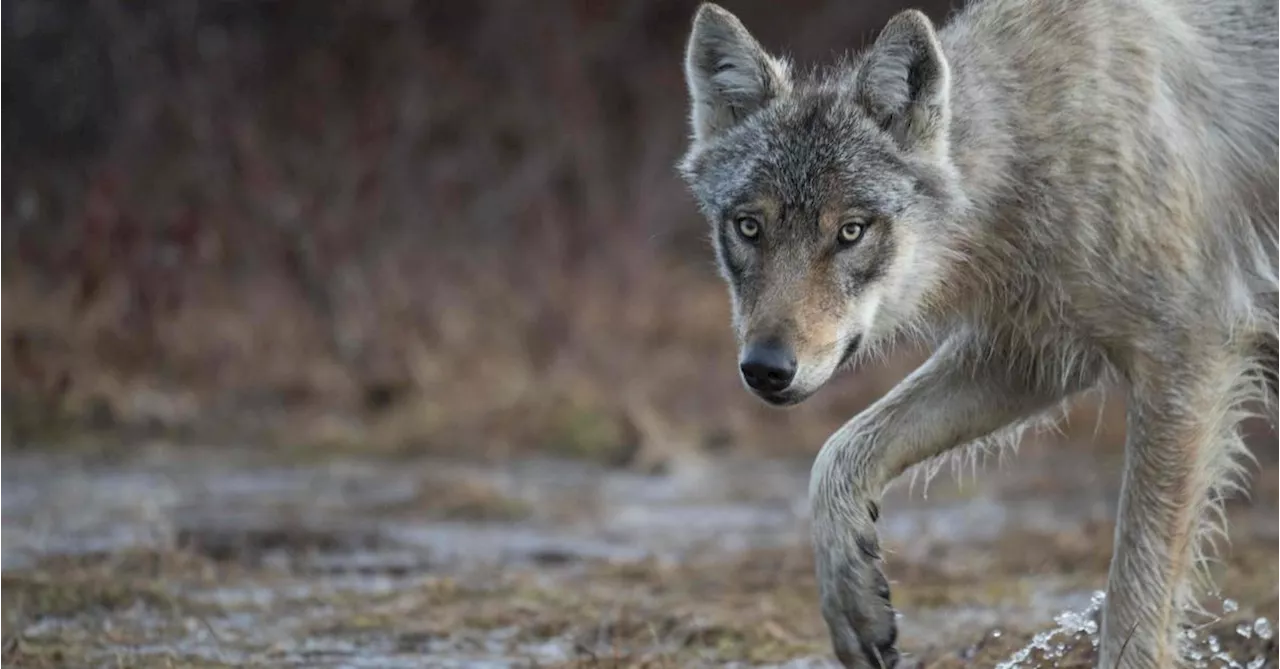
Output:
[[675, 0, 1279, 666]]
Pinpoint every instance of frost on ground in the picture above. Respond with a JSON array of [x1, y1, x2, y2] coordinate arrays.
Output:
[[2, 445, 1276, 668]]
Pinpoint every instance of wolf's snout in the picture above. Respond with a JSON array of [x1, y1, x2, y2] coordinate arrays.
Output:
[[739, 341, 797, 393]]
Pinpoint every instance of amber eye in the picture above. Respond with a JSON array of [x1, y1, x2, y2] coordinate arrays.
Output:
[[735, 216, 761, 241], [838, 221, 866, 245]]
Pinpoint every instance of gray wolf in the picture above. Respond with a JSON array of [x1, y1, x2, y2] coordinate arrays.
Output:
[[675, 0, 1278, 666]]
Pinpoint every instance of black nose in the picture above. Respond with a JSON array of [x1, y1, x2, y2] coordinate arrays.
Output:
[[739, 341, 797, 393]]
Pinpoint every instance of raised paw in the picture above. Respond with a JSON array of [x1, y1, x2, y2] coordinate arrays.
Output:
[[813, 524, 900, 669]]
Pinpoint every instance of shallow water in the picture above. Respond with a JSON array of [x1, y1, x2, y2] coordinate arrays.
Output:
[[2, 445, 1276, 667]]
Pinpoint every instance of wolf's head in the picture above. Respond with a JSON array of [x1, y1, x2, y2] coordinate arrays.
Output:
[[678, 3, 966, 406]]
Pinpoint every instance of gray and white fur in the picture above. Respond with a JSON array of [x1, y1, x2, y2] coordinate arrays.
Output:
[[676, 0, 1278, 666]]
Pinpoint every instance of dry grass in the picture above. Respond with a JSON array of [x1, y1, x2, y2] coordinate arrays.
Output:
[[2, 440, 1269, 669], [3, 525, 1275, 668]]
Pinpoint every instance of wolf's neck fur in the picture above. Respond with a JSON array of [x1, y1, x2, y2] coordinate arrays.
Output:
[[915, 5, 1039, 327], [936, 20, 1020, 236]]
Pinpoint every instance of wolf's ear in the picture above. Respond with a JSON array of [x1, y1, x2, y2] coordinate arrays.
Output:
[[684, 3, 792, 144], [855, 10, 951, 159]]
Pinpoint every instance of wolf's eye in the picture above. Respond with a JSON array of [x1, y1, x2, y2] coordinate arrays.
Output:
[[837, 222, 866, 245], [735, 216, 761, 241]]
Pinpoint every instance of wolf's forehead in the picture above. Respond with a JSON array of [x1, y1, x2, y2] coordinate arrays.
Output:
[[688, 89, 909, 214], [734, 122, 903, 211], [731, 91, 888, 193]]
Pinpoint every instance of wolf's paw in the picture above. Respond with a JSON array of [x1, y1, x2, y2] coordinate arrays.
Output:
[[814, 509, 899, 669]]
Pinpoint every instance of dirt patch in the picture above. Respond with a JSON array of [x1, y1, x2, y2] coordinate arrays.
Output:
[[372, 474, 534, 522], [174, 525, 386, 566]]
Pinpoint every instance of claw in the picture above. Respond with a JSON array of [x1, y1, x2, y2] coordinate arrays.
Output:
[[816, 528, 900, 668], [860, 640, 900, 669]]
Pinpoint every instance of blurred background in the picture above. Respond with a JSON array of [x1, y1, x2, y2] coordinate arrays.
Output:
[[2, 0, 990, 463], [2, 2, 1276, 667]]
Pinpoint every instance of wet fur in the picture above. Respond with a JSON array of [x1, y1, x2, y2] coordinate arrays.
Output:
[[677, 0, 1278, 667]]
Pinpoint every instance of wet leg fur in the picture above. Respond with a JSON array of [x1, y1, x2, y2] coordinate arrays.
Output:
[[1100, 346, 1268, 667], [811, 330, 1272, 668], [810, 329, 1104, 666]]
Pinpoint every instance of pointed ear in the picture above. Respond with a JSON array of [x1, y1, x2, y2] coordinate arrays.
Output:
[[855, 10, 951, 158], [684, 3, 793, 144]]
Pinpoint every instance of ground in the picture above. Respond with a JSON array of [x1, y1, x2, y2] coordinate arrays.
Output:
[[2, 441, 1276, 668]]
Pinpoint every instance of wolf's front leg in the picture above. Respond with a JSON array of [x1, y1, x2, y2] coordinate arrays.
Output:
[[1099, 356, 1250, 669], [809, 333, 1100, 668]]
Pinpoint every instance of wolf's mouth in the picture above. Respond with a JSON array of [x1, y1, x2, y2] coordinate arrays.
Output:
[[837, 335, 863, 368], [755, 390, 806, 407]]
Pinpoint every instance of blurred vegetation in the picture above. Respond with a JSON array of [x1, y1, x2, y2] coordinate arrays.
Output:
[[3, 0, 1187, 461]]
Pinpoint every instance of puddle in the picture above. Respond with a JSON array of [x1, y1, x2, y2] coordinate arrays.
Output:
[[2, 446, 1275, 667]]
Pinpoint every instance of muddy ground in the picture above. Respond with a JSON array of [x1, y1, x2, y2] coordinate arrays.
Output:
[[2, 441, 1277, 669]]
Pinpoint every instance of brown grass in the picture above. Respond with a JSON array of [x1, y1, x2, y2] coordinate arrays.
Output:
[[3, 526, 1275, 668]]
